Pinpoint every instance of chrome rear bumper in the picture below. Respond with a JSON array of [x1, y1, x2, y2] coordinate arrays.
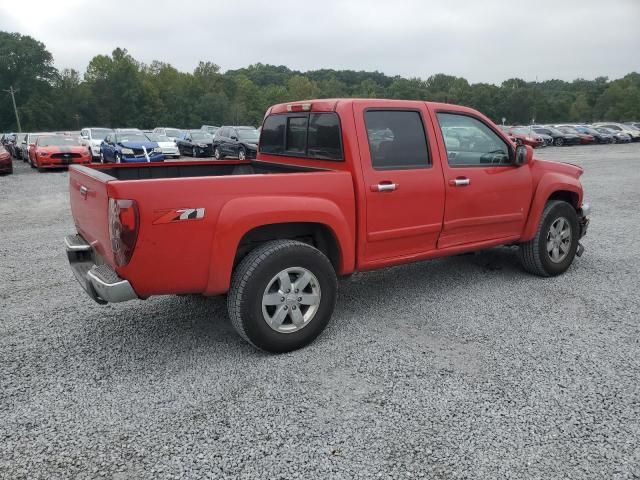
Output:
[[65, 234, 138, 304]]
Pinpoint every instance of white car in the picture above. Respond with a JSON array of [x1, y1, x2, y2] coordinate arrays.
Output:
[[593, 122, 640, 141], [146, 133, 180, 158], [152, 127, 183, 142], [80, 127, 114, 160]]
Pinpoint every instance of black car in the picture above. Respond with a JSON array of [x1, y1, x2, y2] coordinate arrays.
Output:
[[574, 126, 614, 144], [213, 126, 260, 160], [532, 126, 581, 146], [176, 130, 214, 157]]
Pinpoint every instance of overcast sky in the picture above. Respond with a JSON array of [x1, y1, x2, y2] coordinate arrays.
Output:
[[1, 0, 638, 84]]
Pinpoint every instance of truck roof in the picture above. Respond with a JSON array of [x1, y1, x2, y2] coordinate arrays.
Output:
[[267, 98, 474, 116]]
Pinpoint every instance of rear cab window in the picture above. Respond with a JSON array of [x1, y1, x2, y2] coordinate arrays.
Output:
[[364, 110, 430, 170], [259, 112, 343, 161]]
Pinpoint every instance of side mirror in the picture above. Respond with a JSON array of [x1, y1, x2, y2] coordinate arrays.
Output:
[[230, 136, 238, 141], [514, 144, 533, 166]]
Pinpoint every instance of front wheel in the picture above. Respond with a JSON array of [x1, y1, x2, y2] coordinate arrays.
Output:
[[238, 147, 246, 160], [114, 152, 122, 164], [214, 147, 223, 160], [227, 240, 338, 353], [554, 137, 564, 147], [192, 147, 197, 158], [519, 200, 579, 277]]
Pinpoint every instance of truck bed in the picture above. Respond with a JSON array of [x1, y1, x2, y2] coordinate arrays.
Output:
[[68, 159, 356, 298], [90, 159, 322, 180]]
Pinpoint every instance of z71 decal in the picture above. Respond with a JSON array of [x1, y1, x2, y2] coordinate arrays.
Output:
[[153, 208, 206, 224]]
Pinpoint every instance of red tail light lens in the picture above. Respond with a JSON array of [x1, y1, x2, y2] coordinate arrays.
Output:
[[109, 198, 139, 267]]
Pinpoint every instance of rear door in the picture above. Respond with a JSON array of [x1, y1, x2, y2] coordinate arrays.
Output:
[[353, 101, 446, 263], [433, 111, 533, 248]]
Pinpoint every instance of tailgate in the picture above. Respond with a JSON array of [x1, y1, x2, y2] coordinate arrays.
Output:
[[69, 165, 115, 266]]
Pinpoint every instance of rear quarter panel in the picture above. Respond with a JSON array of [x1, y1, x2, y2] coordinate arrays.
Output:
[[109, 170, 356, 297]]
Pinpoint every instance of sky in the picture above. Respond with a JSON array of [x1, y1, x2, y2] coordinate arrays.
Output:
[[1, 0, 639, 84]]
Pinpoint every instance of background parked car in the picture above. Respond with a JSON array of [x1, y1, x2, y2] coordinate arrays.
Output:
[[0, 145, 12, 175], [574, 125, 613, 144], [100, 130, 164, 163], [152, 127, 183, 141], [594, 122, 640, 141], [80, 127, 114, 160], [508, 127, 545, 148], [555, 126, 595, 144], [176, 130, 214, 157], [594, 126, 631, 143], [23, 133, 50, 161], [30, 134, 91, 170], [12, 133, 26, 159], [534, 126, 581, 146], [201, 125, 220, 135], [213, 126, 260, 160], [146, 132, 180, 158]]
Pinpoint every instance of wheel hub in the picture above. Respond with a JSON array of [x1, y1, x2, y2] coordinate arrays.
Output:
[[261, 267, 321, 334]]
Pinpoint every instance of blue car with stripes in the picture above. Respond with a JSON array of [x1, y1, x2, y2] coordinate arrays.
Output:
[[100, 129, 164, 163]]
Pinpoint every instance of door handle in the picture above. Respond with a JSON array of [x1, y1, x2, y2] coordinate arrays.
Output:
[[449, 177, 471, 187], [79, 186, 88, 198], [371, 183, 398, 192]]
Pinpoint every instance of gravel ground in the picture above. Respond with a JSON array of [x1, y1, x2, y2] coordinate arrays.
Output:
[[1, 145, 639, 479]]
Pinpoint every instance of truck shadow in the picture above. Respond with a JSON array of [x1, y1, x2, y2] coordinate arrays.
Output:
[[81, 246, 524, 362]]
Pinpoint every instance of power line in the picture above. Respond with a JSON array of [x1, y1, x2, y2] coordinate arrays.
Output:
[[3, 86, 22, 133]]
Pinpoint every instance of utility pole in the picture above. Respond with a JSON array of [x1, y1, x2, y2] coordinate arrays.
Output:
[[3, 86, 22, 133]]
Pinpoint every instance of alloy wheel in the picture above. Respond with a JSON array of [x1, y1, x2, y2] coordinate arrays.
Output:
[[261, 267, 321, 334]]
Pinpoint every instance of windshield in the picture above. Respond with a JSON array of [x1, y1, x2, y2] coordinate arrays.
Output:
[[116, 133, 149, 143], [37, 136, 81, 147], [90, 128, 113, 139], [191, 132, 212, 141], [238, 129, 260, 142], [146, 133, 169, 142], [165, 128, 181, 137]]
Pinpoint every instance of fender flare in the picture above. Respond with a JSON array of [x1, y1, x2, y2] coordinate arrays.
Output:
[[521, 172, 583, 241], [205, 195, 355, 295]]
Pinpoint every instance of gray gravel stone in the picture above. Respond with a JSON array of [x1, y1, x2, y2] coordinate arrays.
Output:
[[1, 144, 639, 479]]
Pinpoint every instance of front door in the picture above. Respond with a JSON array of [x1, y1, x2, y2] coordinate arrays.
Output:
[[353, 101, 446, 263], [433, 111, 533, 248]]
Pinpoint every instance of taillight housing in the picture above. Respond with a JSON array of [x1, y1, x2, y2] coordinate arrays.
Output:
[[109, 198, 139, 267]]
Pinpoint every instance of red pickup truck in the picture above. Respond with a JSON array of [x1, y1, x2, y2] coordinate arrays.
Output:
[[65, 99, 590, 352]]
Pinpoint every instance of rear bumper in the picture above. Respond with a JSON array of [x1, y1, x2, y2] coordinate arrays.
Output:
[[65, 234, 138, 304]]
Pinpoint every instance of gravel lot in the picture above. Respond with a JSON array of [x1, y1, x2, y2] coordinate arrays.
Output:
[[1, 145, 639, 479]]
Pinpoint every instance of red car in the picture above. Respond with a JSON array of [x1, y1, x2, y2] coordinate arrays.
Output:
[[0, 146, 12, 174], [508, 127, 545, 148], [65, 99, 590, 352], [29, 135, 91, 170]]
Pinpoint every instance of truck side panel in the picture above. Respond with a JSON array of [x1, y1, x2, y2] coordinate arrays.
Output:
[[108, 170, 356, 297]]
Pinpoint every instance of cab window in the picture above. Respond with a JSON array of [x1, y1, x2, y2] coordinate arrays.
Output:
[[364, 110, 430, 170], [437, 113, 510, 166]]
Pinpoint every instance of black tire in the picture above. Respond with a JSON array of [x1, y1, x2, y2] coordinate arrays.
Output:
[[238, 147, 246, 160], [227, 240, 338, 353], [214, 146, 224, 160], [192, 146, 197, 158], [115, 152, 122, 164], [519, 200, 579, 277], [554, 137, 564, 147]]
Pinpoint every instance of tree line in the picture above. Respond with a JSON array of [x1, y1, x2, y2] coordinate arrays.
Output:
[[1, 31, 639, 132]]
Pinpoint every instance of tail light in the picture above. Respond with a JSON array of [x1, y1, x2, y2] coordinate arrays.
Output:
[[109, 198, 139, 267]]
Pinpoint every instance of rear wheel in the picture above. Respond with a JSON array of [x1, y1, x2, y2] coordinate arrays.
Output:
[[214, 146, 223, 160], [238, 147, 246, 160], [192, 146, 197, 157], [519, 200, 579, 277], [227, 240, 338, 353]]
